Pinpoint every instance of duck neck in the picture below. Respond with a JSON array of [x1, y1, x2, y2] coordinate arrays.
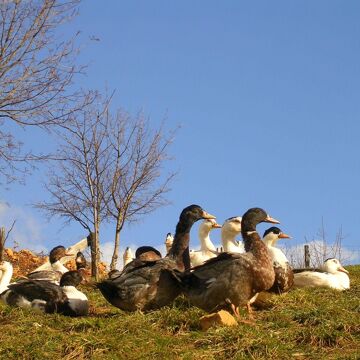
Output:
[[52, 261, 68, 273], [241, 220, 266, 254], [198, 227, 216, 252], [0, 264, 13, 294], [262, 236, 275, 248], [165, 243, 172, 254], [167, 217, 196, 271], [221, 230, 239, 252], [62, 285, 87, 300]]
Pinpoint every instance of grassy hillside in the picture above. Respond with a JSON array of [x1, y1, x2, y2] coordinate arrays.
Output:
[[0, 265, 359, 360]]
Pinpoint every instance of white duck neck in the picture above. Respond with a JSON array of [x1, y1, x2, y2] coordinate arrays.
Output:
[[262, 234, 276, 247], [123, 256, 133, 266], [221, 230, 240, 252], [198, 226, 216, 252], [52, 261, 69, 273], [0, 263, 13, 294]]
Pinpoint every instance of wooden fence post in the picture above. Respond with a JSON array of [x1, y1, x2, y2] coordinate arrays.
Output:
[[304, 244, 310, 268], [0, 227, 5, 262]]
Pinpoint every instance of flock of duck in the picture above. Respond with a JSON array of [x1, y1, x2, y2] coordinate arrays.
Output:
[[0, 205, 351, 319]]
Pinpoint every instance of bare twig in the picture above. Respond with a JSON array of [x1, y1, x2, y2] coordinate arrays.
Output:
[[0, 0, 91, 184], [4, 219, 16, 242], [0, 226, 5, 262]]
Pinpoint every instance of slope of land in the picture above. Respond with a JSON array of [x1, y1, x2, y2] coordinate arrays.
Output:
[[0, 262, 359, 359]]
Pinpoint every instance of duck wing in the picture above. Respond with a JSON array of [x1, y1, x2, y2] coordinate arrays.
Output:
[[182, 252, 245, 288], [269, 263, 294, 294], [26, 270, 63, 283], [293, 267, 325, 274], [7, 280, 67, 313], [97, 258, 181, 312], [180, 252, 259, 312], [293, 271, 332, 288], [8, 280, 66, 303]]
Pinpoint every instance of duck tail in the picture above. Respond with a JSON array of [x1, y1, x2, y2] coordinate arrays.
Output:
[[176, 271, 202, 291], [96, 280, 118, 304]]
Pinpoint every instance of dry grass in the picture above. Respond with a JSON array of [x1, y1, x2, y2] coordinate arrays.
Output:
[[0, 265, 359, 359]]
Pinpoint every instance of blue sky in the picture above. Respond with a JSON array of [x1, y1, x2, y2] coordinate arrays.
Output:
[[3, 1, 360, 265]]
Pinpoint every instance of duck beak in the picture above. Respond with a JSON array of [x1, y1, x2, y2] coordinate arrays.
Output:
[[202, 211, 216, 220], [212, 223, 222, 228], [278, 233, 291, 239], [265, 215, 280, 224], [338, 266, 349, 274]]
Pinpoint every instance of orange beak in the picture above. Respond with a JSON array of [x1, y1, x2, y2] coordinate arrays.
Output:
[[278, 233, 291, 239], [265, 215, 280, 224], [202, 211, 216, 220], [338, 266, 349, 274], [212, 223, 222, 229]]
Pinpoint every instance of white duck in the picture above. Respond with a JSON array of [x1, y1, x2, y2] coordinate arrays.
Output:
[[221, 216, 244, 253], [0, 261, 13, 295], [123, 247, 134, 267], [293, 258, 350, 291], [165, 233, 174, 254], [190, 219, 221, 267]]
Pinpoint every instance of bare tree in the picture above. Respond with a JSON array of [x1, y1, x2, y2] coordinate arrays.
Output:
[[0, 0, 89, 183], [282, 221, 351, 268], [36, 96, 112, 279], [36, 96, 176, 277], [107, 111, 176, 270]]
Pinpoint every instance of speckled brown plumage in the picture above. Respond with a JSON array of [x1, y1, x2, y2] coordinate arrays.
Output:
[[268, 263, 294, 294], [181, 208, 278, 314]]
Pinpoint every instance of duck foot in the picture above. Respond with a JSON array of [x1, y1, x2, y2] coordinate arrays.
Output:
[[230, 303, 255, 325], [246, 302, 255, 321]]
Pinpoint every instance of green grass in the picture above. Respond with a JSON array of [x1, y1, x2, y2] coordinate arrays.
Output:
[[0, 266, 359, 359]]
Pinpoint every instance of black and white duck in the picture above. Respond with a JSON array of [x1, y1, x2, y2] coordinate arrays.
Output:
[[293, 258, 350, 290], [31, 237, 89, 273], [0, 264, 88, 316], [97, 204, 216, 312], [75, 251, 87, 271], [74, 251, 89, 283], [180, 207, 279, 319], [262, 227, 293, 294], [26, 245, 72, 284]]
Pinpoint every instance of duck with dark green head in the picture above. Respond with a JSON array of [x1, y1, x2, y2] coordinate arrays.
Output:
[[180, 207, 279, 319], [97, 204, 216, 312]]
